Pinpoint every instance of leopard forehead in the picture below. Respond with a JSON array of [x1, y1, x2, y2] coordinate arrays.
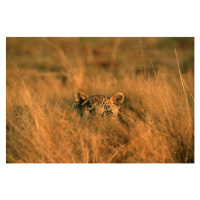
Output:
[[89, 95, 110, 104]]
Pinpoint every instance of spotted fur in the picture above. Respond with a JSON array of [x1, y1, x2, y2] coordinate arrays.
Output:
[[74, 92, 124, 119]]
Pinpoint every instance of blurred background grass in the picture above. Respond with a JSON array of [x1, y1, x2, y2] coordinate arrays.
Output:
[[6, 37, 194, 73]]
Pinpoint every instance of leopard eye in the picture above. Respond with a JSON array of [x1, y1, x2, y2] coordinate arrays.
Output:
[[103, 110, 114, 116], [88, 108, 92, 112], [88, 106, 93, 111], [87, 106, 95, 114]]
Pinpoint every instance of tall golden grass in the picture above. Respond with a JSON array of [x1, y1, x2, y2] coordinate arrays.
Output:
[[6, 37, 194, 163]]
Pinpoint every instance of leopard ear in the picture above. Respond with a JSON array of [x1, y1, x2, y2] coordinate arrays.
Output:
[[110, 92, 124, 106], [75, 92, 89, 104]]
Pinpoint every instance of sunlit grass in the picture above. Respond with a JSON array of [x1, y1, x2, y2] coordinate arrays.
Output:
[[6, 37, 194, 163]]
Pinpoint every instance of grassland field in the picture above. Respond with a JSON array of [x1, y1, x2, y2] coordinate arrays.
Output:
[[6, 37, 194, 163]]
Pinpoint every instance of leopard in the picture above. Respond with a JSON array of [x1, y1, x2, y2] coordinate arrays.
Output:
[[74, 92, 124, 119]]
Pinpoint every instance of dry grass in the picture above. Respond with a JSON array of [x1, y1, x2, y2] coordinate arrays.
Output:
[[6, 37, 194, 163]]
